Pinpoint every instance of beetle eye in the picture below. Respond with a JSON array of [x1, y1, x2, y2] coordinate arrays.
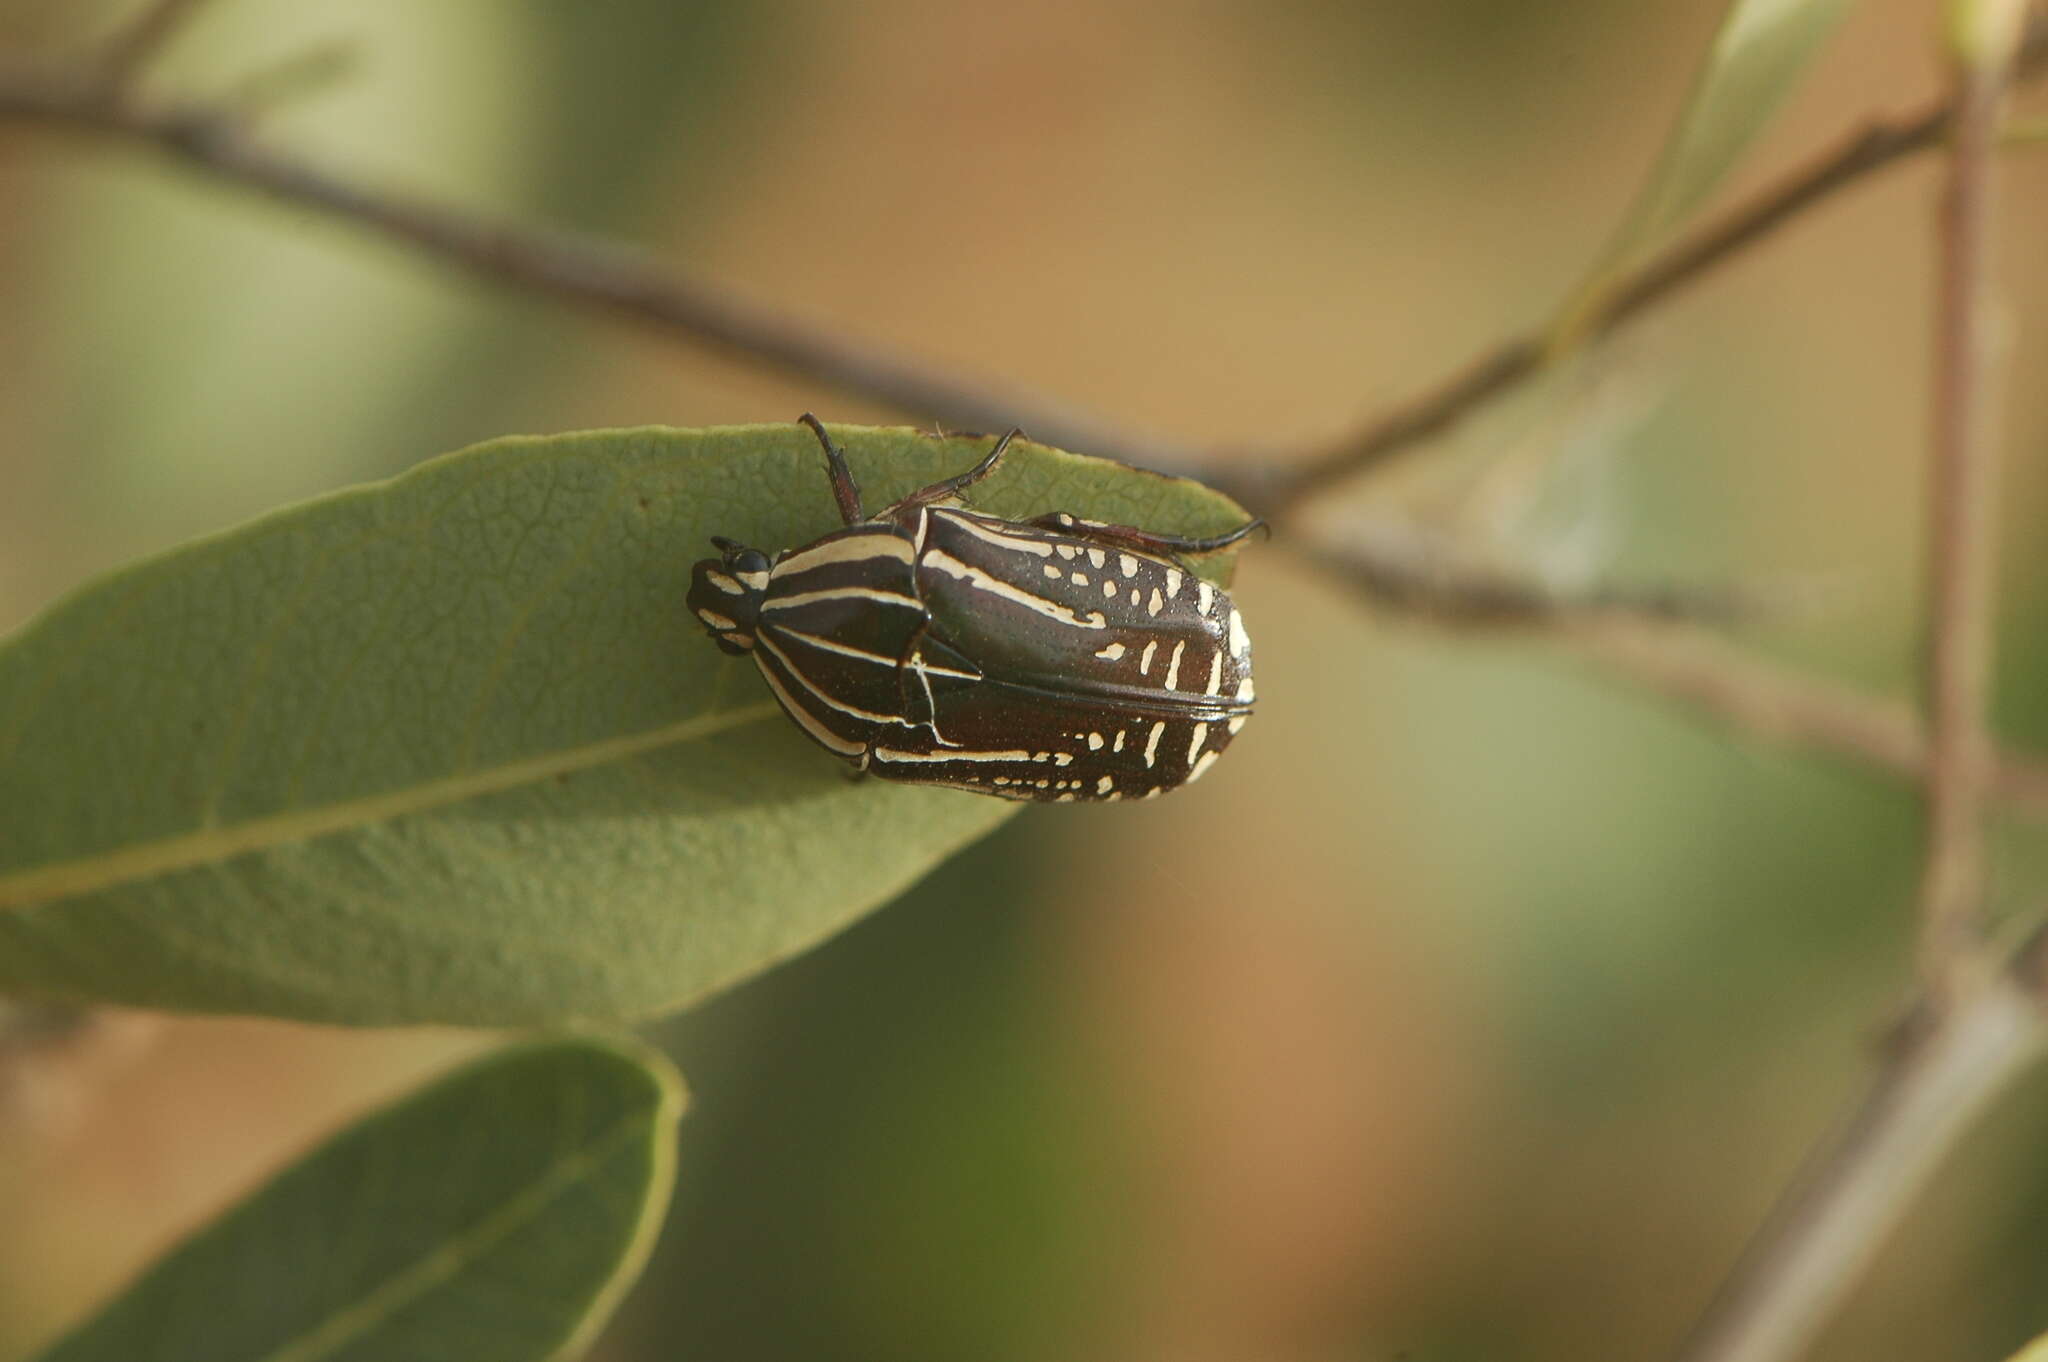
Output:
[[728, 547, 771, 575]]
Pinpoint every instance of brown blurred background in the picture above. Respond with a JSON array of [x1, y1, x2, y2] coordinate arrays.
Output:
[[3, 1, 2048, 1360]]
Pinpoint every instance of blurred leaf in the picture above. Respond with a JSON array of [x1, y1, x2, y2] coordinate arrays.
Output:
[[30, 1036, 682, 1362], [1558, 0, 1855, 332], [2009, 1333, 2048, 1362], [0, 424, 1250, 1025], [1945, 0, 2030, 68]]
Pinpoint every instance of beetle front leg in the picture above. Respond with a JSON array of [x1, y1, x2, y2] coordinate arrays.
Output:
[[884, 428, 1021, 516], [798, 413, 867, 525]]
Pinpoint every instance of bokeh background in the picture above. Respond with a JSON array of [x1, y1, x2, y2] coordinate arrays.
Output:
[[4, 1, 2048, 1359]]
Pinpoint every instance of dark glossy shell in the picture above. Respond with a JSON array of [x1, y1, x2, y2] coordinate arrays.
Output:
[[684, 428, 1254, 803]]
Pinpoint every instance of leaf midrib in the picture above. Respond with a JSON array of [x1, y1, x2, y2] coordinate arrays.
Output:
[[252, 1101, 654, 1362], [0, 703, 779, 910]]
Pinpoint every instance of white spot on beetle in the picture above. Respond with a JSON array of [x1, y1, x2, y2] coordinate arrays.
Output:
[[1162, 641, 1186, 690], [1113, 729, 1127, 752], [1204, 650, 1224, 696], [1187, 722, 1209, 764], [1042, 563, 1062, 579], [1139, 640, 1158, 675], [1164, 568, 1183, 598], [1088, 548, 1106, 569], [1087, 732, 1105, 750], [1119, 554, 1139, 577], [1148, 588, 1164, 616], [1189, 750, 1220, 783], [1143, 721, 1166, 769], [1228, 609, 1251, 656], [1054, 752, 1074, 767], [1103, 579, 1119, 598], [696, 608, 737, 629], [1227, 716, 1248, 735], [1096, 775, 1114, 795], [1237, 676, 1255, 702], [1094, 642, 1127, 661], [1072, 571, 1089, 586], [1197, 581, 1215, 614], [1056, 544, 1079, 560]]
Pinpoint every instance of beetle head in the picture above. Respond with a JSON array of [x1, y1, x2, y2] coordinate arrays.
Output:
[[687, 537, 771, 655]]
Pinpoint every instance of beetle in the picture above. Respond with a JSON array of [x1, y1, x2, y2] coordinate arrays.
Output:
[[685, 415, 1257, 802]]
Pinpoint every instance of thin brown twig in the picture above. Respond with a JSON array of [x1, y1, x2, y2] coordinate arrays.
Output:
[[1309, 551, 2048, 820], [1669, 953, 2048, 1362], [0, 64, 1205, 476], [96, 0, 213, 89], [1917, 9, 2019, 1003], [1667, 11, 2039, 1362], [1565, 619, 2048, 817], [1263, 12, 2048, 512], [1, 19, 2045, 510]]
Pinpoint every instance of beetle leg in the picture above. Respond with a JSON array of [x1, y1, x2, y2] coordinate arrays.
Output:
[[892, 617, 959, 748], [1024, 512, 1266, 557], [885, 429, 1020, 515], [799, 413, 867, 525]]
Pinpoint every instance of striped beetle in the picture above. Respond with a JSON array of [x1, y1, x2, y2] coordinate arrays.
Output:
[[686, 416, 1257, 802]]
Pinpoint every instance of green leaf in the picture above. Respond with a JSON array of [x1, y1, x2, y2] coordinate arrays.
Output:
[[30, 1036, 683, 1362], [1559, 0, 1855, 330], [0, 424, 1250, 1024]]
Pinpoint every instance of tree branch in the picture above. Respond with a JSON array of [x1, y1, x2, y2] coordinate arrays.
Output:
[[1916, 1, 2022, 1002], [1668, 9, 2037, 1362], [3, 17, 2045, 510], [0, 63, 1205, 476], [1263, 11, 2048, 512], [1670, 952, 2048, 1362], [1310, 545, 2048, 821]]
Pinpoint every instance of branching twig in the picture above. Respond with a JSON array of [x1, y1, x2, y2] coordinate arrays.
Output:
[[1265, 11, 2048, 512], [0, 64, 1204, 475], [1309, 549, 2048, 821], [1669, 9, 2038, 1362], [3, 18, 2046, 508], [1670, 949, 2048, 1362]]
